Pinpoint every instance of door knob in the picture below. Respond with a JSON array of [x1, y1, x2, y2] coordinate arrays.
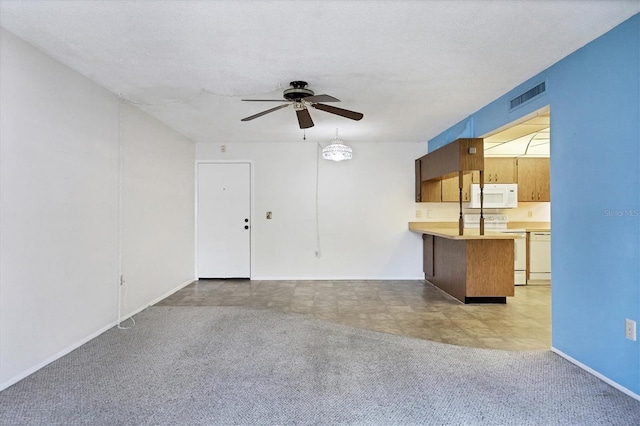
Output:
[[244, 218, 249, 223], [244, 225, 249, 230]]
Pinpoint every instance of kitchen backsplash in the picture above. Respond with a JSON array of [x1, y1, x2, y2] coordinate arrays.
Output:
[[412, 202, 550, 222]]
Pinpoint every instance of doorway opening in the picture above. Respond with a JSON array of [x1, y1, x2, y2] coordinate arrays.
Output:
[[480, 105, 551, 346]]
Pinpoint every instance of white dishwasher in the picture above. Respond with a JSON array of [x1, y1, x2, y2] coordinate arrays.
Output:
[[498, 229, 527, 285], [529, 232, 551, 283]]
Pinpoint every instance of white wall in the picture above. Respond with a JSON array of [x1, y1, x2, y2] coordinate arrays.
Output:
[[0, 29, 195, 389], [120, 102, 195, 313], [196, 141, 426, 279]]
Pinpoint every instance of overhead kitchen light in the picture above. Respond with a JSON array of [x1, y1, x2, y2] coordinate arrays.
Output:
[[322, 129, 352, 162]]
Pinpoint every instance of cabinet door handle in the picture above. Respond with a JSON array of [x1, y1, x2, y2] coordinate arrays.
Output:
[[531, 191, 535, 200]]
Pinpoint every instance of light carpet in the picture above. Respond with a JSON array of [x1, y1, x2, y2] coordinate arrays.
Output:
[[1, 306, 639, 425]]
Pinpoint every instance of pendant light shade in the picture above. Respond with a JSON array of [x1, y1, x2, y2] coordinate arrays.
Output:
[[322, 129, 352, 161]]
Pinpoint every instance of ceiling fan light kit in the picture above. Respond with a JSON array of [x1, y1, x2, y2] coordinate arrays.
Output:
[[322, 129, 353, 162], [241, 81, 363, 129]]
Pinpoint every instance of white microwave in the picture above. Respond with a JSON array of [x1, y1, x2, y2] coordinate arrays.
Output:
[[468, 184, 518, 209]]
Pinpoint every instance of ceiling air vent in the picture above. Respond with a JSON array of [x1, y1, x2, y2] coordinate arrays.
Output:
[[509, 81, 546, 110]]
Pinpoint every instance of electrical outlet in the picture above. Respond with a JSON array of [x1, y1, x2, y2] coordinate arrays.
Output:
[[415, 210, 422, 218], [221, 145, 226, 153], [426, 209, 432, 218], [528, 210, 533, 218], [625, 319, 636, 341], [314, 251, 321, 258]]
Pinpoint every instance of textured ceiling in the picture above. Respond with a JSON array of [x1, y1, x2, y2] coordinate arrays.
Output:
[[1, 0, 639, 144]]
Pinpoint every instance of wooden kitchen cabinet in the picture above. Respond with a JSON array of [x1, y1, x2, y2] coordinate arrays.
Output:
[[516, 158, 550, 201], [410, 223, 516, 303], [415, 159, 422, 202], [415, 138, 484, 204], [423, 234, 434, 277], [420, 181, 442, 202], [415, 159, 441, 202], [415, 168, 472, 203], [441, 173, 473, 202], [473, 158, 516, 184]]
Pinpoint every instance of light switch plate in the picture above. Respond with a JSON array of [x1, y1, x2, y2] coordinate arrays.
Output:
[[625, 319, 636, 341]]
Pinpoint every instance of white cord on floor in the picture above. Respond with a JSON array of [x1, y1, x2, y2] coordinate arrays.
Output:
[[315, 142, 322, 258], [117, 275, 135, 330], [116, 96, 135, 330]]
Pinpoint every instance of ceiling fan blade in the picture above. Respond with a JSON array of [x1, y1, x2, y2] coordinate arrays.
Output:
[[304, 94, 340, 103], [241, 99, 288, 102], [296, 108, 314, 129], [241, 104, 289, 121], [312, 103, 363, 121]]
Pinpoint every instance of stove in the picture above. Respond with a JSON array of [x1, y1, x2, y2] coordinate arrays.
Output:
[[463, 213, 508, 230]]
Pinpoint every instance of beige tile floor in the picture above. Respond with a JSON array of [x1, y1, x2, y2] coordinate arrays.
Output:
[[156, 280, 551, 351]]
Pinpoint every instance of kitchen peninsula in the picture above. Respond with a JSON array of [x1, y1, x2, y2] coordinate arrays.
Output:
[[413, 138, 520, 303], [409, 222, 520, 303]]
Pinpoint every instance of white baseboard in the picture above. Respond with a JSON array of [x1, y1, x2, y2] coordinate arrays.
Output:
[[120, 277, 196, 320], [1, 320, 117, 391], [250, 276, 426, 281], [151, 277, 196, 305], [551, 347, 640, 401], [1, 277, 197, 392]]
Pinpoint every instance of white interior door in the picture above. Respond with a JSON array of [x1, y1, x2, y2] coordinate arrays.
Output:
[[197, 163, 251, 278]]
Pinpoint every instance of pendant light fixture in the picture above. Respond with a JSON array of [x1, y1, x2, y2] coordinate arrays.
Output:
[[322, 129, 353, 162]]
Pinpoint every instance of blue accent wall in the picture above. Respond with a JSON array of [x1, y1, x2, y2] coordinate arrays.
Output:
[[429, 14, 640, 395]]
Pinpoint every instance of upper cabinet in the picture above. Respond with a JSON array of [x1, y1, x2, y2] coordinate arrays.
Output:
[[417, 154, 550, 204], [471, 158, 516, 184], [516, 158, 550, 202], [415, 159, 442, 202], [482, 158, 517, 184], [415, 159, 422, 202], [415, 138, 484, 203], [415, 172, 473, 202], [442, 173, 473, 202], [415, 158, 444, 202]]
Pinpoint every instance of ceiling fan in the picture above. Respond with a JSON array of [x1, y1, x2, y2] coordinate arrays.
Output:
[[241, 81, 363, 129]]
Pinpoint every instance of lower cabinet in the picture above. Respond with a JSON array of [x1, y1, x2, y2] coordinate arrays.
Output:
[[424, 235, 515, 303], [423, 234, 434, 277]]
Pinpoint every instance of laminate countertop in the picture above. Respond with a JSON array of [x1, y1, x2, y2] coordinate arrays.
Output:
[[507, 222, 551, 232], [408, 222, 525, 240]]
